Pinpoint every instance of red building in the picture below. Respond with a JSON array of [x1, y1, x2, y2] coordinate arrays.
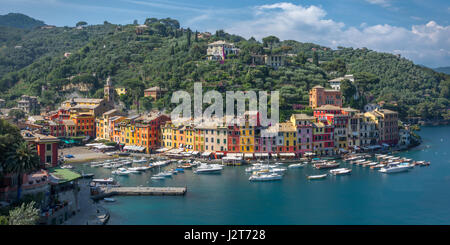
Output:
[[22, 131, 60, 167]]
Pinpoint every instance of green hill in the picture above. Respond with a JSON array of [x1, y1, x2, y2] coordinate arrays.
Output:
[[0, 13, 45, 29], [0, 17, 448, 121]]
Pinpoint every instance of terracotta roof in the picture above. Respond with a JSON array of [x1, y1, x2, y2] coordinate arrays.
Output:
[[315, 105, 342, 110]]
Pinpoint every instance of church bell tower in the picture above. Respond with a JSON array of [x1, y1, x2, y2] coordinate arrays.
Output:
[[104, 76, 114, 104]]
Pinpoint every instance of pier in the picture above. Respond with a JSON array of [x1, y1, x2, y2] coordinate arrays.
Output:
[[91, 186, 187, 200]]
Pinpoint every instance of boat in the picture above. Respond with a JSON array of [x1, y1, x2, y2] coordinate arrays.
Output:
[[364, 162, 378, 167], [193, 163, 223, 174], [81, 172, 95, 178], [60, 165, 74, 169], [370, 164, 385, 169], [175, 167, 185, 172], [288, 163, 306, 168], [151, 176, 166, 180], [103, 164, 113, 169], [307, 174, 327, 180], [330, 168, 352, 175], [379, 164, 410, 173], [133, 157, 147, 164], [314, 162, 340, 169], [90, 178, 119, 187], [274, 162, 284, 165], [126, 168, 142, 174], [249, 172, 282, 181], [103, 198, 115, 202], [112, 168, 131, 175]]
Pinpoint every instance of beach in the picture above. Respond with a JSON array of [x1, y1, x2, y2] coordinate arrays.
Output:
[[61, 146, 114, 163]]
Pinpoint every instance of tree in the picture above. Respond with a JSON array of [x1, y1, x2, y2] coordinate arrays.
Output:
[[186, 28, 192, 48], [4, 141, 41, 200], [76, 21, 87, 27], [262, 36, 280, 48], [340, 79, 356, 103], [8, 109, 26, 122], [139, 96, 153, 112], [0, 119, 23, 177], [312, 51, 319, 66], [8, 201, 39, 225]]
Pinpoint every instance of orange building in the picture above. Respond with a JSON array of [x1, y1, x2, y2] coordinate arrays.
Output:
[[309, 85, 342, 108], [71, 114, 95, 137], [144, 86, 168, 100]]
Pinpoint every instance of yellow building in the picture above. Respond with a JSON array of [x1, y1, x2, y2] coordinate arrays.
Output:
[[115, 87, 127, 96]]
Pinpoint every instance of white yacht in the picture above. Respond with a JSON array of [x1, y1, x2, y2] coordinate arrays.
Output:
[[330, 168, 352, 175], [249, 172, 282, 181], [194, 164, 223, 174], [379, 164, 410, 173], [112, 168, 131, 175]]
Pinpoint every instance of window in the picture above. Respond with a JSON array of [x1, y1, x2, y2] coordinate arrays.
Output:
[[46, 156, 51, 163], [46, 144, 51, 151]]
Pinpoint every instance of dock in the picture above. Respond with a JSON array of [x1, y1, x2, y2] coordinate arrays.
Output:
[[91, 186, 187, 200]]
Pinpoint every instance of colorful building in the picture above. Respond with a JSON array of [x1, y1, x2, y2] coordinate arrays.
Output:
[[309, 85, 342, 109]]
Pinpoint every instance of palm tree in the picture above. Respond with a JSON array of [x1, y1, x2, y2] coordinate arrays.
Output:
[[5, 142, 41, 201]]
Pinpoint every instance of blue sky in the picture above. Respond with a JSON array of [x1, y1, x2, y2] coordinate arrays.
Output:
[[1, 0, 449, 67]]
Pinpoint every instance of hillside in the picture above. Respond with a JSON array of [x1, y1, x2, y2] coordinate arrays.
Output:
[[0, 23, 117, 77], [0, 17, 448, 121], [434, 67, 450, 75], [0, 13, 45, 29]]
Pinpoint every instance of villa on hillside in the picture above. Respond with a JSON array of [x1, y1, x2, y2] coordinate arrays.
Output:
[[206, 40, 240, 60]]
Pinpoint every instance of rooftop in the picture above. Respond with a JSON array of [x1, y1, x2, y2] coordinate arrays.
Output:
[[292, 113, 315, 120], [49, 168, 81, 184], [144, 86, 168, 92], [315, 105, 342, 111]]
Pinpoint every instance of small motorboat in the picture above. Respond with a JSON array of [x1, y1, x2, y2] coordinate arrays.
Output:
[[81, 173, 95, 178], [60, 165, 74, 169], [151, 176, 166, 180], [329, 168, 352, 175], [307, 174, 327, 180], [288, 163, 306, 168], [103, 198, 115, 202]]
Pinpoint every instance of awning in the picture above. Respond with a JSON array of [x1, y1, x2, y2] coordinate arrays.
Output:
[[227, 153, 243, 157], [304, 152, 315, 156], [222, 156, 242, 161], [202, 151, 211, 156], [271, 153, 278, 157], [123, 145, 146, 151], [191, 151, 199, 155], [254, 153, 269, 157], [244, 153, 254, 158], [279, 153, 295, 157], [156, 148, 168, 152], [215, 152, 224, 155]]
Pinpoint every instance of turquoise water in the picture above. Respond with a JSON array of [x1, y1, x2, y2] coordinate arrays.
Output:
[[75, 126, 450, 224]]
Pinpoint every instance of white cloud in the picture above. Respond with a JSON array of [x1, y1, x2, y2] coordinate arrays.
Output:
[[366, 0, 391, 8], [226, 2, 450, 67]]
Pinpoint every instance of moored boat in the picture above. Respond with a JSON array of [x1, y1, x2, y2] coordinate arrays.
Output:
[[307, 174, 327, 180], [249, 172, 282, 181], [288, 163, 306, 168]]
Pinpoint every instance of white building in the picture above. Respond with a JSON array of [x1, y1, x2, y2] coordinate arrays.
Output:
[[328, 74, 354, 90], [206, 40, 240, 60], [399, 129, 411, 146]]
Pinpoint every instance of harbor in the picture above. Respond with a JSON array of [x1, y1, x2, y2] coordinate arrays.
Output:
[[68, 126, 448, 225]]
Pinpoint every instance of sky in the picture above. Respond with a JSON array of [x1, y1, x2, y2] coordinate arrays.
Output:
[[1, 0, 449, 67]]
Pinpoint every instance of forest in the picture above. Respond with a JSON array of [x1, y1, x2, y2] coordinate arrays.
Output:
[[0, 15, 448, 121]]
